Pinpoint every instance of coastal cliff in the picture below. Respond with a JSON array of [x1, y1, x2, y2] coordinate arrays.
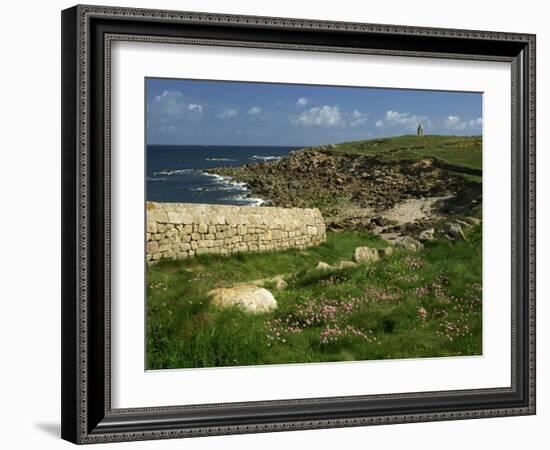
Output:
[[208, 135, 482, 228]]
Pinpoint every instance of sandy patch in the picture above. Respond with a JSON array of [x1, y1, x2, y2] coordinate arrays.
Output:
[[381, 196, 449, 225]]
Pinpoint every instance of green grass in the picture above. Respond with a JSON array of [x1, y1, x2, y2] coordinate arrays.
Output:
[[326, 135, 482, 172], [147, 227, 482, 369]]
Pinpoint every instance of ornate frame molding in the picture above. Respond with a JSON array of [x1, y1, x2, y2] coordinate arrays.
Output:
[[61, 4, 536, 444]]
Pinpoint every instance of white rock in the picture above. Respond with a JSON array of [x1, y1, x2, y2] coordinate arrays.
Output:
[[417, 228, 435, 242], [315, 261, 332, 270], [272, 275, 288, 291], [394, 236, 424, 252], [353, 246, 380, 263], [339, 260, 359, 269], [208, 285, 277, 314]]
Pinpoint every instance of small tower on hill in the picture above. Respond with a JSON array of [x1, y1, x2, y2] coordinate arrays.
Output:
[[417, 123, 424, 136]]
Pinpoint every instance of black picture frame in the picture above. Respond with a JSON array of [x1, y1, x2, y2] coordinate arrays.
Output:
[[61, 4, 536, 444]]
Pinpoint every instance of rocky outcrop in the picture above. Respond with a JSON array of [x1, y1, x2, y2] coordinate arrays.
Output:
[[208, 148, 481, 225]]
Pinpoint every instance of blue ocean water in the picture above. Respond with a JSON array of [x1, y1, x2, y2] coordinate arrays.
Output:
[[147, 145, 298, 205]]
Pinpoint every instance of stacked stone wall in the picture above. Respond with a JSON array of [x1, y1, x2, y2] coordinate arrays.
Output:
[[146, 202, 326, 263]]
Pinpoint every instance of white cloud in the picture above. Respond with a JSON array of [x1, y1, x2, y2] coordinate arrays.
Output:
[[154, 90, 181, 104], [188, 103, 203, 114], [350, 110, 368, 127], [148, 90, 203, 129], [376, 110, 428, 131], [296, 97, 309, 107], [445, 115, 464, 129], [153, 90, 184, 115], [218, 108, 238, 119], [248, 106, 262, 115], [469, 117, 483, 128], [445, 115, 482, 131], [294, 105, 344, 127]]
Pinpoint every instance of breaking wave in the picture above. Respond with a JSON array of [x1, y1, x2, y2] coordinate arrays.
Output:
[[250, 155, 282, 161]]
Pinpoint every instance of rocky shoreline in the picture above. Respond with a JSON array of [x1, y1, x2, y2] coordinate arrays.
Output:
[[207, 145, 482, 232]]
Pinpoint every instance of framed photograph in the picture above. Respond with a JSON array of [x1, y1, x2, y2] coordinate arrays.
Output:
[[61, 4, 536, 444]]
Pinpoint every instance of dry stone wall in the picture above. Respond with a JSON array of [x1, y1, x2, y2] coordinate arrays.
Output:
[[146, 202, 326, 263]]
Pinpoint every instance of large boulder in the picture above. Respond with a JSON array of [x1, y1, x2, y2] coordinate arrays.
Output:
[[353, 246, 380, 263], [394, 236, 423, 252], [208, 285, 277, 314]]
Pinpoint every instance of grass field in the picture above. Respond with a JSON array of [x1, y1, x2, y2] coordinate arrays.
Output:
[[147, 227, 482, 370], [328, 135, 482, 173]]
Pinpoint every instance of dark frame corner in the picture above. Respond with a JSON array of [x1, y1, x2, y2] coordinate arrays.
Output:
[[61, 4, 536, 444]]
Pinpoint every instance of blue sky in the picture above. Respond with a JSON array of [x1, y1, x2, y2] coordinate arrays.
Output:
[[146, 78, 482, 146]]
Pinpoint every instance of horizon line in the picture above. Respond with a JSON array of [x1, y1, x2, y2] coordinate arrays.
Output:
[[147, 134, 482, 148]]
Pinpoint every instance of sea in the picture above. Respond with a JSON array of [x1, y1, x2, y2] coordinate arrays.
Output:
[[147, 145, 299, 205]]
